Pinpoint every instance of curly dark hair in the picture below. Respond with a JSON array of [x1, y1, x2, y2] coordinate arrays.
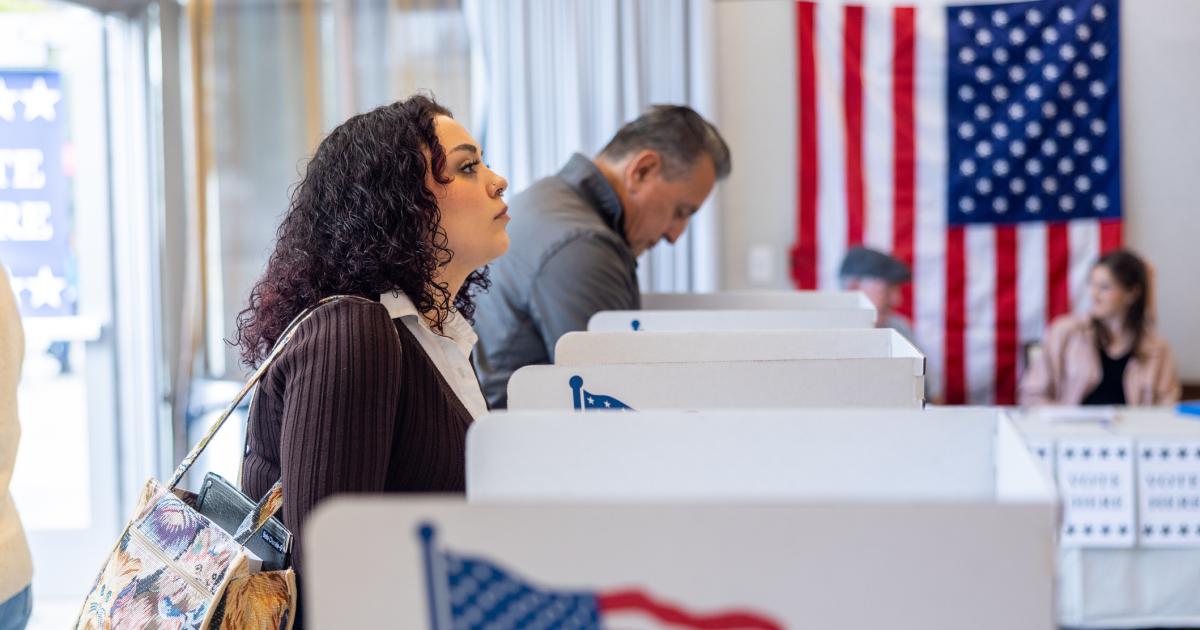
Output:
[[233, 94, 490, 367]]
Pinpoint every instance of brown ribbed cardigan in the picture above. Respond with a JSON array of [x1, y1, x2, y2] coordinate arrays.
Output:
[[241, 297, 473, 579]]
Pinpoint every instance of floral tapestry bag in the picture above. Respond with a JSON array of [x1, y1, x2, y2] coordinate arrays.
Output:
[[74, 296, 362, 629]]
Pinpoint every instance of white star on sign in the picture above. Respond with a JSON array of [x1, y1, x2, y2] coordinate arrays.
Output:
[[26, 265, 66, 309], [21, 78, 61, 122], [0, 79, 20, 121]]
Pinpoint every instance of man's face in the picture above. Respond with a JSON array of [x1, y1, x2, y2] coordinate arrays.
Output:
[[850, 276, 903, 323], [621, 152, 717, 256]]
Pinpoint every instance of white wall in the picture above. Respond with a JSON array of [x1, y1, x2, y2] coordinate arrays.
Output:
[[714, 0, 1200, 381]]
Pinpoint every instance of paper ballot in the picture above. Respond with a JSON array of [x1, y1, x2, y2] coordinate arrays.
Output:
[[1137, 440, 1200, 547], [1056, 438, 1136, 548]]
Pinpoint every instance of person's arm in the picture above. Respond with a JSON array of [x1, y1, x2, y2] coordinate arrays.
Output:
[[1019, 321, 1065, 406], [528, 234, 638, 361], [275, 299, 401, 572], [1155, 345, 1183, 405]]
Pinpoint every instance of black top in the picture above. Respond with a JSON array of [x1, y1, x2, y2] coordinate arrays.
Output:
[[1081, 345, 1132, 405]]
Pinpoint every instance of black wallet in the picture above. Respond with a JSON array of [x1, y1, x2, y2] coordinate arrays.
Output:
[[196, 472, 292, 571]]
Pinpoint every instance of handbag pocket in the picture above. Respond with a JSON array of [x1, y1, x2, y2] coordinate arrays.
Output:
[[209, 571, 297, 630]]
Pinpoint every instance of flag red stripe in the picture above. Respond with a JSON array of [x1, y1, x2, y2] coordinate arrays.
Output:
[[1046, 222, 1071, 322], [892, 7, 916, 320], [1100, 218, 1122, 254], [597, 590, 783, 630], [994, 225, 1019, 405], [944, 226, 967, 404], [792, 1, 819, 289], [843, 5, 866, 247]]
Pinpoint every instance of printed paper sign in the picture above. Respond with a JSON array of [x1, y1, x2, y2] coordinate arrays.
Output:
[[0, 70, 75, 317], [1056, 438, 1135, 547], [1024, 436, 1056, 479], [1137, 440, 1200, 547]]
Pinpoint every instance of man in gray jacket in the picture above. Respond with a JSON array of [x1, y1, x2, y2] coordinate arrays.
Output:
[[473, 105, 731, 408]]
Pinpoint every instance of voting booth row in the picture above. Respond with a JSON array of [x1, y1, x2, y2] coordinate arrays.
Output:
[[303, 291, 1200, 629]]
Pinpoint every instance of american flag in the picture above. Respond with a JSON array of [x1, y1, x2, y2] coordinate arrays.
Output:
[[790, 0, 1122, 404], [418, 524, 783, 630]]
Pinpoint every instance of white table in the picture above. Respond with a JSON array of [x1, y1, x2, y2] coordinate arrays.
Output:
[[1014, 406, 1200, 629]]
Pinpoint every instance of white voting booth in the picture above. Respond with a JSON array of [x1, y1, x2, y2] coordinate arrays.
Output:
[[640, 290, 874, 310], [509, 329, 925, 410], [589, 290, 877, 332], [301, 409, 1057, 629], [1014, 407, 1200, 628], [588, 309, 876, 332]]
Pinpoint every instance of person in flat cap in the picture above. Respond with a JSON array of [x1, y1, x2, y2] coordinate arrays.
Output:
[[839, 246, 917, 346]]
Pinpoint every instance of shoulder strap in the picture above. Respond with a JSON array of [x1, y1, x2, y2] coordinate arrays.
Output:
[[166, 294, 376, 490]]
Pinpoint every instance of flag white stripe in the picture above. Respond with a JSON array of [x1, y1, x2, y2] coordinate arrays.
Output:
[[965, 224, 996, 405], [1017, 222, 1048, 373], [1069, 219, 1100, 316], [815, 3, 848, 289], [862, 5, 894, 254], [913, 5, 947, 401]]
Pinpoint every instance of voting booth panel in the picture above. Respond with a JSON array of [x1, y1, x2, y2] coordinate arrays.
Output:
[[466, 409, 1051, 503], [305, 498, 1056, 630], [507, 360, 925, 411], [1014, 407, 1200, 628], [554, 328, 920, 366], [587, 308, 876, 332], [300, 409, 1056, 629], [641, 290, 875, 311]]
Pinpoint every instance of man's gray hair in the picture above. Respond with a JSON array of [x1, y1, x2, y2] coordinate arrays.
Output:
[[598, 105, 732, 180]]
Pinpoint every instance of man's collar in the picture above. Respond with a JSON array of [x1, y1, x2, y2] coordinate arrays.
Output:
[[558, 153, 627, 242]]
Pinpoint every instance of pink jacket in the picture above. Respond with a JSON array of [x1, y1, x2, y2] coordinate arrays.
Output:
[[1019, 314, 1182, 406]]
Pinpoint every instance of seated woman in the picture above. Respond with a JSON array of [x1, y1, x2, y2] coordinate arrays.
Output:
[[234, 95, 508, 618], [1019, 249, 1180, 406]]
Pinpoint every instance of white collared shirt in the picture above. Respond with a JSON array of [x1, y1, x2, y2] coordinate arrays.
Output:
[[379, 291, 489, 420]]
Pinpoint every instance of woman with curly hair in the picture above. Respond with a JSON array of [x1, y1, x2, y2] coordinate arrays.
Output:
[[234, 95, 508, 595]]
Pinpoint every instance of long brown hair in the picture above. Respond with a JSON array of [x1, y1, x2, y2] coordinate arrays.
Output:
[[1090, 249, 1150, 356]]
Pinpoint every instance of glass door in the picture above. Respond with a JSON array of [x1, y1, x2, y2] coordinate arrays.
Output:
[[1, 2, 164, 625]]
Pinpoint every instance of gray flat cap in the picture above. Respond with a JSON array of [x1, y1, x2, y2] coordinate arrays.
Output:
[[839, 246, 912, 283]]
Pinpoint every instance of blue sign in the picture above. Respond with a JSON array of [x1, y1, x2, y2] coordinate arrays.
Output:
[[0, 70, 75, 316]]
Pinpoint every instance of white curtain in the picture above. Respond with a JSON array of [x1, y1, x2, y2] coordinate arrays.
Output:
[[464, 0, 721, 292]]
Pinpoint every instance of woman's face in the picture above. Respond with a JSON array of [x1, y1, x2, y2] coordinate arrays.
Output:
[[427, 115, 510, 273], [1088, 264, 1135, 321]]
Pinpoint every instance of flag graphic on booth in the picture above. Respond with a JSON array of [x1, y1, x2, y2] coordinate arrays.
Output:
[[791, 0, 1122, 405], [418, 524, 784, 630], [570, 375, 634, 411]]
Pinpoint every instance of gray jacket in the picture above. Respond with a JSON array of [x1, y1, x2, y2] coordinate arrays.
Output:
[[473, 154, 640, 408]]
